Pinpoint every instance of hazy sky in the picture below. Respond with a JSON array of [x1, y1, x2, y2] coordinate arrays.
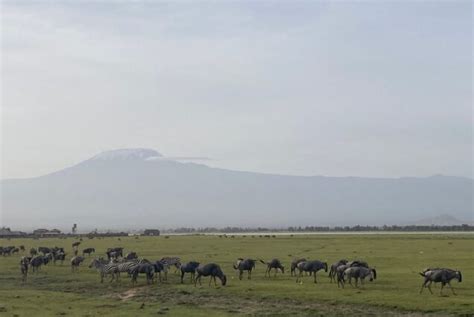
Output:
[[1, 1, 472, 179]]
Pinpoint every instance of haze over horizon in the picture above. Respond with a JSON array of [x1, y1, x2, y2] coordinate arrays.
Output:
[[2, 1, 472, 180]]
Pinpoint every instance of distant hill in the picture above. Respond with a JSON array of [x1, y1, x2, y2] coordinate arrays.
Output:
[[406, 214, 473, 226], [1, 148, 472, 231]]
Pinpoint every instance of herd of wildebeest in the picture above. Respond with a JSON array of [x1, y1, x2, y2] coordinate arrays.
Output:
[[0, 241, 463, 296]]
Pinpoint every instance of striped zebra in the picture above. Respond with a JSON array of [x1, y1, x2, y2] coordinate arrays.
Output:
[[160, 257, 181, 274], [88, 258, 119, 283]]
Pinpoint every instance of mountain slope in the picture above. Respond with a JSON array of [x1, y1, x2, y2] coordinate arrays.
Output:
[[1, 149, 472, 230]]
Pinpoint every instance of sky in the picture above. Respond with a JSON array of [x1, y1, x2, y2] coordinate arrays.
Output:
[[1, 1, 472, 179]]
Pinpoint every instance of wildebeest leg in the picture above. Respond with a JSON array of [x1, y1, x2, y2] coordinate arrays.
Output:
[[208, 277, 212, 287], [440, 283, 445, 296], [248, 270, 251, 280], [181, 271, 185, 283], [194, 274, 201, 287], [239, 270, 243, 280], [447, 282, 456, 295], [427, 282, 433, 294], [296, 271, 302, 283]]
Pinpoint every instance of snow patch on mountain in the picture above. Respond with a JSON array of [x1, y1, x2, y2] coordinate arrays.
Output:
[[90, 148, 162, 161]]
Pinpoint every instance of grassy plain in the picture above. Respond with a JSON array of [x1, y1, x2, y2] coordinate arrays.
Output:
[[0, 233, 473, 316]]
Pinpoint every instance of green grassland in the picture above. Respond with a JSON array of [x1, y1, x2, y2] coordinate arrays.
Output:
[[0, 234, 473, 316]]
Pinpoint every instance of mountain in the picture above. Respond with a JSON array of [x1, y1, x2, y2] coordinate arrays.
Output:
[[1, 148, 472, 231], [407, 214, 472, 226]]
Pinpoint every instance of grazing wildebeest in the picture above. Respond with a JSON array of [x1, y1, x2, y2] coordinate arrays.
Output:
[[130, 263, 155, 285], [180, 261, 200, 283], [343, 266, 377, 288], [19, 245, 25, 252], [290, 258, 307, 276], [348, 260, 369, 268], [195, 263, 227, 287], [233, 258, 256, 280], [125, 252, 138, 260], [72, 242, 81, 248], [20, 256, 31, 283], [71, 256, 85, 272], [38, 247, 51, 255], [82, 248, 95, 256], [296, 260, 328, 283], [329, 259, 348, 283], [88, 258, 119, 283], [419, 268, 462, 295], [259, 259, 285, 277]]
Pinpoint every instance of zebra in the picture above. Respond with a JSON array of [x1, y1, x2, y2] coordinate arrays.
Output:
[[160, 257, 181, 273], [88, 258, 119, 283]]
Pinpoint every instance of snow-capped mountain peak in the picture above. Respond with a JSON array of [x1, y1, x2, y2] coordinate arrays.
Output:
[[90, 148, 162, 161]]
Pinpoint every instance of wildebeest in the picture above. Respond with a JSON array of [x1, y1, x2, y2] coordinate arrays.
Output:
[[290, 258, 307, 276], [2, 246, 16, 256], [82, 248, 95, 256], [130, 263, 155, 285], [125, 252, 138, 260], [329, 259, 348, 283], [106, 247, 123, 260], [152, 261, 168, 283], [296, 260, 328, 283], [38, 247, 51, 255], [71, 256, 85, 272], [419, 268, 462, 295], [180, 261, 200, 283], [30, 248, 37, 256], [89, 258, 119, 283], [259, 259, 284, 277], [19, 245, 25, 252], [343, 266, 377, 288], [72, 242, 81, 248], [348, 260, 369, 268], [195, 263, 227, 287], [233, 258, 256, 280], [20, 256, 31, 283]]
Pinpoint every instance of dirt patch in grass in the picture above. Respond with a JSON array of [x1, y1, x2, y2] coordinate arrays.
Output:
[[111, 285, 448, 317]]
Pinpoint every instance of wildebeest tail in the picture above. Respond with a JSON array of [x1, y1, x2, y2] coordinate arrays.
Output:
[[259, 259, 267, 265]]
